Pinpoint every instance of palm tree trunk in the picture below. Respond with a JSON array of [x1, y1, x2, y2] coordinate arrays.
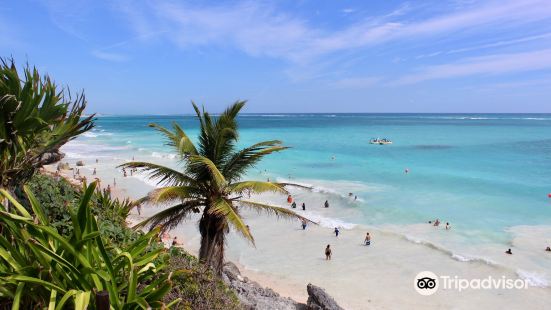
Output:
[[198, 214, 226, 275]]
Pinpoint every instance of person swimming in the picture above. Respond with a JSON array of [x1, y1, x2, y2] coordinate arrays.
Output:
[[505, 248, 512, 255], [334, 227, 339, 237], [365, 232, 371, 246], [302, 203, 306, 211], [291, 201, 297, 208], [325, 245, 332, 260], [445, 222, 451, 230], [433, 219, 440, 227], [324, 200, 329, 208]]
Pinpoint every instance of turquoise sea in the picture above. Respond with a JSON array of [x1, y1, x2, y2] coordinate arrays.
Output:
[[67, 113, 551, 251]]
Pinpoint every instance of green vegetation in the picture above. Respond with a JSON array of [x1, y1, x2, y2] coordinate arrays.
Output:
[[121, 101, 310, 274], [0, 182, 180, 309], [0, 58, 93, 194]]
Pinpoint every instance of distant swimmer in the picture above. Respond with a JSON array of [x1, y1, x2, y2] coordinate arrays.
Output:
[[505, 248, 513, 255], [546, 246, 551, 252], [433, 219, 440, 227], [405, 168, 409, 174], [354, 195, 357, 201], [324, 200, 329, 208], [331, 155, 336, 160], [348, 192, 353, 197], [302, 203, 306, 211], [445, 222, 451, 230], [334, 227, 340, 237], [301, 219, 307, 230], [291, 201, 297, 209], [325, 245, 332, 260], [92, 168, 96, 175], [365, 232, 371, 246]]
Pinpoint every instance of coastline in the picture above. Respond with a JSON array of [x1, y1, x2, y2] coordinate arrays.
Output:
[[46, 157, 551, 309]]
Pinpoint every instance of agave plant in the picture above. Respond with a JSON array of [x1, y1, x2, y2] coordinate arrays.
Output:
[[121, 101, 312, 274], [0, 58, 94, 194], [0, 182, 182, 309]]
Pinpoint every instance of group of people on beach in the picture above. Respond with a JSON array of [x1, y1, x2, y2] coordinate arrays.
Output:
[[429, 218, 451, 230], [286, 194, 371, 260]]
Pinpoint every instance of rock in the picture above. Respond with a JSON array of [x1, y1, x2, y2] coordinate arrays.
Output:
[[306, 284, 344, 310], [57, 162, 71, 170], [39, 151, 65, 166], [76, 160, 85, 166], [223, 262, 306, 310]]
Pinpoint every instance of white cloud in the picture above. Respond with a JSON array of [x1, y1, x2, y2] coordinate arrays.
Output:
[[395, 48, 551, 84], [91, 50, 129, 62], [122, 0, 551, 64]]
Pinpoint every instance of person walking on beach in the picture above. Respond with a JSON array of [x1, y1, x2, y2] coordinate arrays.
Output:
[[291, 201, 297, 208], [364, 232, 371, 246], [325, 245, 332, 260], [92, 168, 96, 175], [334, 227, 340, 237], [301, 219, 307, 230], [302, 202, 306, 211], [324, 200, 329, 208]]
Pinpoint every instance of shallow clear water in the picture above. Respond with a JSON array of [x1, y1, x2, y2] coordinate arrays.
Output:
[[68, 113, 551, 244]]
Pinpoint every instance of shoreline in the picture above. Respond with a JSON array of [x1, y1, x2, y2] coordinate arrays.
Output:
[[46, 157, 551, 309]]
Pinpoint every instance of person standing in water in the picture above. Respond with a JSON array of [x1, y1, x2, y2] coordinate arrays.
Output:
[[287, 195, 293, 203], [301, 219, 307, 230], [291, 201, 297, 208], [325, 245, 332, 260], [324, 200, 329, 208], [334, 227, 339, 237], [364, 232, 371, 245], [302, 203, 306, 211]]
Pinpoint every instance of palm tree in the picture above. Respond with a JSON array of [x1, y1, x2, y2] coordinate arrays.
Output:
[[121, 101, 311, 274], [0, 58, 94, 195]]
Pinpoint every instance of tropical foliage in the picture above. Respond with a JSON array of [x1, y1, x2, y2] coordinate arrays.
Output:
[[0, 58, 93, 193], [0, 182, 182, 309], [121, 101, 311, 274]]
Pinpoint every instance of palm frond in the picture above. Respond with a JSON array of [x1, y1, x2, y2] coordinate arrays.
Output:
[[222, 140, 288, 181], [172, 122, 198, 156], [118, 162, 196, 186], [133, 200, 202, 232], [228, 181, 287, 195], [208, 198, 253, 244], [147, 186, 200, 204], [238, 200, 316, 224], [187, 155, 226, 189]]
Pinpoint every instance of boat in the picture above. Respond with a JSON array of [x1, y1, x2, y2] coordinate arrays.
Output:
[[370, 138, 392, 145]]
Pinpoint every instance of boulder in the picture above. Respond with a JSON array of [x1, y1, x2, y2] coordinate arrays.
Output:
[[223, 262, 306, 310], [76, 160, 85, 166], [306, 284, 344, 310], [57, 162, 71, 170]]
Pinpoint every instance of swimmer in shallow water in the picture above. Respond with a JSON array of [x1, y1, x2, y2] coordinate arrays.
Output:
[[505, 248, 512, 255], [364, 232, 371, 246]]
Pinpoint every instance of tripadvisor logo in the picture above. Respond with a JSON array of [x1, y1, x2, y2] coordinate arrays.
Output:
[[414, 271, 529, 296], [415, 271, 439, 296]]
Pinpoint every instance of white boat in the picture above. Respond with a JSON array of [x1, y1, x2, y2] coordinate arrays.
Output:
[[370, 138, 392, 145]]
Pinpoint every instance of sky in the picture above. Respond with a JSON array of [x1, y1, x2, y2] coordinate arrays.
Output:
[[2, 0, 551, 114]]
